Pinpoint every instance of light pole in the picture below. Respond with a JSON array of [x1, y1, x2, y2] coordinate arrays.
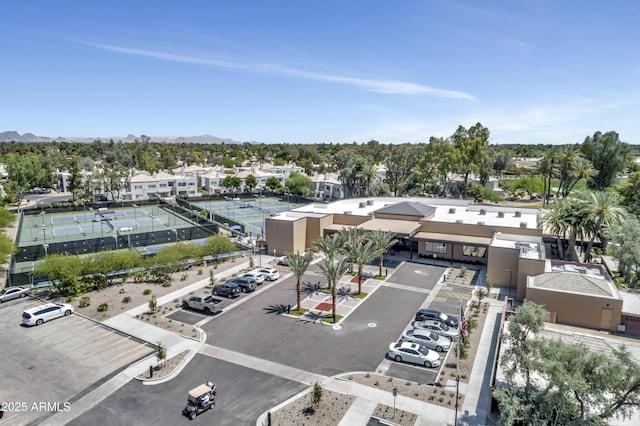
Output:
[[392, 387, 398, 419], [506, 269, 513, 299], [89, 207, 95, 235], [113, 235, 118, 250], [132, 204, 138, 229], [43, 243, 49, 257], [41, 225, 47, 244]]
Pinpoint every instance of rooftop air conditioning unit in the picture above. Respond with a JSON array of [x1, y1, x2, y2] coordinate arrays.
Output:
[[455, 219, 464, 224], [477, 221, 485, 225], [449, 208, 456, 214], [366, 199, 374, 205], [514, 211, 521, 218], [479, 209, 486, 215], [497, 212, 504, 218], [344, 211, 352, 215], [520, 222, 527, 228], [359, 202, 366, 208]]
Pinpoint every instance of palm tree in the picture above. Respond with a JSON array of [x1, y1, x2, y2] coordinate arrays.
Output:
[[368, 230, 397, 277], [318, 257, 349, 323], [350, 241, 379, 294], [356, 162, 377, 197], [577, 191, 628, 261], [313, 233, 342, 264], [286, 251, 314, 312], [339, 227, 367, 273]]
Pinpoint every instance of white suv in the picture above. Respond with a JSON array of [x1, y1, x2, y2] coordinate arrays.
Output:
[[241, 271, 265, 285], [22, 303, 73, 326], [254, 268, 280, 281]]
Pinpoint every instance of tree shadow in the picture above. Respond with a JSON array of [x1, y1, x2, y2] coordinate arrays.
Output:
[[300, 310, 326, 324], [263, 304, 290, 315], [337, 285, 354, 300], [301, 281, 323, 297]]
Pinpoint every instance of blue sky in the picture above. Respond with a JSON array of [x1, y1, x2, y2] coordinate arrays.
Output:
[[1, 1, 638, 145]]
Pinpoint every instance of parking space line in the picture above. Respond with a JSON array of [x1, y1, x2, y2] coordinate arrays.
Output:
[[67, 329, 116, 351], [98, 344, 150, 367], [82, 335, 135, 359], [382, 282, 432, 294], [439, 291, 472, 300]]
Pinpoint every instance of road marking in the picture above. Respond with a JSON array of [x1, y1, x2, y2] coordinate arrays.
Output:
[[382, 282, 432, 294], [199, 344, 326, 385]]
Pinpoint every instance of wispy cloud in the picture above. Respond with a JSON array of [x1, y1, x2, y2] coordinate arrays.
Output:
[[84, 41, 477, 101]]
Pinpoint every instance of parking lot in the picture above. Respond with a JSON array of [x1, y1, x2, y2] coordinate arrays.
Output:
[[4, 259, 476, 425], [0, 297, 153, 425]]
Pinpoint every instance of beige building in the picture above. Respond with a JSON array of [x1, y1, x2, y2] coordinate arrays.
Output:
[[265, 197, 542, 290]]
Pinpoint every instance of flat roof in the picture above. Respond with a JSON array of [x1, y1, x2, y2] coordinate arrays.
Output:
[[491, 233, 544, 260], [619, 290, 640, 315]]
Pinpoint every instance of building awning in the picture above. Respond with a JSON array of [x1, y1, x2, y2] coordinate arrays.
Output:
[[413, 232, 491, 246], [356, 218, 421, 237], [324, 224, 356, 233]]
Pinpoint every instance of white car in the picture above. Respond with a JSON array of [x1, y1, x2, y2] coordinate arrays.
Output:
[[277, 256, 288, 266], [255, 267, 279, 281], [241, 271, 265, 285], [401, 328, 451, 352], [412, 320, 459, 341], [387, 341, 440, 368], [21, 303, 73, 326]]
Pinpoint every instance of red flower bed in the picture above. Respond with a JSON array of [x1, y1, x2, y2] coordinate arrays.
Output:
[[349, 276, 366, 283], [315, 302, 333, 311]]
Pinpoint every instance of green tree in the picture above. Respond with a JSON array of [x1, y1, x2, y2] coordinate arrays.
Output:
[[202, 234, 237, 257], [577, 191, 628, 261], [156, 341, 167, 368], [286, 251, 314, 311], [318, 257, 348, 323], [494, 301, 640, 425], [368, 230, 397, 277], [451, 122, 490, 198], [313, 234, 342, 265], [33, 254, 84, 294], [244, 174, 257, 192], [4, 153, 48, 202], [615, 171, 640, 215], [285, 172, 312, 197], [609, 220, 640, 287], [581, 131, 632, 191], [384, 144, 419, 196], [349, 240, 378, 294], [92, 250, 143, 285], [265, 176, 282, 192], [312, 382, 323, 408], [0, 232, 17, 265]]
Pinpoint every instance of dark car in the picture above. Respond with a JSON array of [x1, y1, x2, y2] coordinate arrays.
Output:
[[212, 282, 241, 298], [227, 276, 257, 293], [415, 308, 459, 328]]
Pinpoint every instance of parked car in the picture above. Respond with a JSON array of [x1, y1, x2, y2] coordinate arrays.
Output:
[[277, 256, 288, 266], [212, 282, 241, 298], [387, 341, 440, 368], [0, 286, 31, 302], [412, 320, 459, 341], [21, 303, 73, 326], [227, 276, 257, 293], [414, 308, 459, 328], [401, 328, 451, 352], [255, 267, 280, 281], [182, 293, 225, 314], [241, 271, 265, 285]]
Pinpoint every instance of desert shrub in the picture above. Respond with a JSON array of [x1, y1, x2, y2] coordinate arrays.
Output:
[[97, 302, 109, 312], [162, 280, 172, 287], [79, 296, 91, 308], [66, 296, 75, 302], [122, 296, 131, 304], [143, 289, 152, 296], [197, 268, 203, 275], [180, 273, 188, 281], [148, 296, 157, 313]]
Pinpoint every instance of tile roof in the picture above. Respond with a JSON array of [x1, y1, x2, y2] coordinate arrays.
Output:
[[530, 272, 616, 297]]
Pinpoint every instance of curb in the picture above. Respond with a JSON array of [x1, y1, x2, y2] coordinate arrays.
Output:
[[141, 328, 207, 385]]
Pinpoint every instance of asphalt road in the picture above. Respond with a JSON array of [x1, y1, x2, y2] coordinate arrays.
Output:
[[68, 354, 306, 426]]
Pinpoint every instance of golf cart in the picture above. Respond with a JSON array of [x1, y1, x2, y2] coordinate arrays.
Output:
[[182, 383, 216, 420]]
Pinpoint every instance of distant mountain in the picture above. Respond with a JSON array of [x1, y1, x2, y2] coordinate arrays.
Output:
[[0, 131, 248, 144]]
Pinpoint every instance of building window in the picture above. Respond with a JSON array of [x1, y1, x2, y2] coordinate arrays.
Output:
[[160, 184, 167, 188], [134, 185, 142, 189], [148, 184, 156, 189], [178, 182, 186, 187], [463, 245, 486, 258], [425, 242, 446, 254]]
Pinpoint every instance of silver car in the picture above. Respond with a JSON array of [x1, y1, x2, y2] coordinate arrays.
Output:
[[0, 286, 31, 302], [401, 328, 451, 352], [387, 341, 441, 368], [412, 320, 459, 341]]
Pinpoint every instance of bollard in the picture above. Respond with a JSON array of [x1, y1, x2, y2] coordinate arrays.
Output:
[[149, 365, 153, 378], [287, 304, 291, 313], [267, 411, 271, 426]]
